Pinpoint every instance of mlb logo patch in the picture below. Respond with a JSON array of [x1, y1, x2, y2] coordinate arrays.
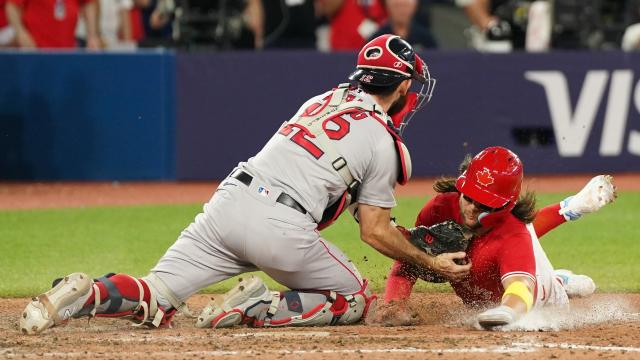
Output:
[[257, 186, 270, 197]]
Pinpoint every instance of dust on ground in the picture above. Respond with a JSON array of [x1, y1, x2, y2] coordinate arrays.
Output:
[[1, 293, 639, 359], [1, 176, 639, 358]]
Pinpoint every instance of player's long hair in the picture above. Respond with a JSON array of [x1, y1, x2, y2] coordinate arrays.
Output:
[[433, 155, 537, 224]]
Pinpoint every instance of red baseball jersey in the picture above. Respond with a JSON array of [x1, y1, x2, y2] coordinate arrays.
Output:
[[7, 0, 92, 48], [0, 0, 8, 28], [413, 192, 537, 306]]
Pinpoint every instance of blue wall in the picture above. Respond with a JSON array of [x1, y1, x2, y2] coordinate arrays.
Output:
[[1, 50, 639, 180], [0, 51, 175, 180]]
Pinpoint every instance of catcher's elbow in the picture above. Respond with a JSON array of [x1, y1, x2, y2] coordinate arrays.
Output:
[[360, 227, 386, 248]]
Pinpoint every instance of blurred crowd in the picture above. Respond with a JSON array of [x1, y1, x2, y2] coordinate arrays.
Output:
[[1, 0, 640, 51]]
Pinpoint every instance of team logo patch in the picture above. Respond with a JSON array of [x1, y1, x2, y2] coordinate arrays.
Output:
[[257, 186, 270, 197], [476, 168, 495, 186]]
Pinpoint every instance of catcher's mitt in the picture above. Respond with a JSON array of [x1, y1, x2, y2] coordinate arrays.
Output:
[[396, 220, 470, 283], [399, 220, 470, 256]]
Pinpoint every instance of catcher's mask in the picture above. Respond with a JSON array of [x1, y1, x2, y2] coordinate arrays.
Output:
[[455, 146, 523, 211], [348, 34, 436, 134]]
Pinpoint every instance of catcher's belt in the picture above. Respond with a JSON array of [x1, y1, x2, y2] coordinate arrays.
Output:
[[230, 169, 307, 214]]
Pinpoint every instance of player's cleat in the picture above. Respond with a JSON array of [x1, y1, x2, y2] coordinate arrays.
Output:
[[559, 175, 616, 221], [555, 269, 596, 298], [477, 305, 517, 329], [20, 273, 93, 335], [195, 276, 274, 328]]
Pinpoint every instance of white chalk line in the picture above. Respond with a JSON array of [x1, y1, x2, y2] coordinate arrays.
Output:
[[5, 342, 640, 358], [513, 342, 640, 353]]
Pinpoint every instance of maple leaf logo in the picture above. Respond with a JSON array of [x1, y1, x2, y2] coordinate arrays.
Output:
[[476, 168, 494, 186]]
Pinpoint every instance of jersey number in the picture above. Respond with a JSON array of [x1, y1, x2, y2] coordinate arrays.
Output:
[[278, 116, 354, 159]]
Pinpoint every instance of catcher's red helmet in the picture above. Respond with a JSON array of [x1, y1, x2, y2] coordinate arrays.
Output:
[[349, 34, 436, 134], [349, 34, 426, 86], [455, 147, 523, 209]]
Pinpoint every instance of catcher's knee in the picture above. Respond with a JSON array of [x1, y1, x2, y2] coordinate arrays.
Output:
[[263, 280, 377, 327], [195, 278, 377, 328]]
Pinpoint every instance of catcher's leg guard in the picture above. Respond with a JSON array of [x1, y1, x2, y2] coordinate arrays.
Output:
[[21, 272, 185, 334], [262, 281, 376, 327], [91, 273, 186, 328], [195, 275, 274, 328], [20, 273, 93, 335], [196, 277, 377, 328]]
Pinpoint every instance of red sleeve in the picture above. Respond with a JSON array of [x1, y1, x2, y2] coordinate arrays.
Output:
[[384, 260, 418, 303], [497, 225, 536, 284], [533, 204, 566, 238], [415, 193, 457, 226]]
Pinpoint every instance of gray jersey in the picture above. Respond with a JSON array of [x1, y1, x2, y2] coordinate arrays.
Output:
[[150, 86, 400, 308], [243, 88, 399, 222]]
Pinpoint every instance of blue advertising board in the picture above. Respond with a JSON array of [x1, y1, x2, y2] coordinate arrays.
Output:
[[1, 50, 638, 180]]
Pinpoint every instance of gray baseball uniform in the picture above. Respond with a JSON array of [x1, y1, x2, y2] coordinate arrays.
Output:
[[150, 87, 399, 301]]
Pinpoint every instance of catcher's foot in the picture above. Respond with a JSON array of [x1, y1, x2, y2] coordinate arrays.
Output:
[[20, 273, 93, 335], [559, 175, 616, 221], [555, 269, 596, 298], [477, 305, 517, 329], [195, 276, 273, 328]]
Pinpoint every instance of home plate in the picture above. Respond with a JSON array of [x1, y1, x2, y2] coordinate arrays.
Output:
[[232, 331, 331, 338]]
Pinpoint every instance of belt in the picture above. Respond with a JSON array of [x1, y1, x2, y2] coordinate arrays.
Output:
[[229, 170, 307, 215]]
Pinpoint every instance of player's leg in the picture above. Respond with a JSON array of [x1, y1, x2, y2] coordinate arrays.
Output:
[[525, 228, 596, 303], [254, 237, 376, 327], [20, 234, 254, 334], [20, 182, 254, 334], [559, 175, 616, 221], [196, 205, 376, 328], [533, 175, 616, 238]]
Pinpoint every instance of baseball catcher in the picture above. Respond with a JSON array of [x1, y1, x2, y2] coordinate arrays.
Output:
[[20, 34, 472, 335]]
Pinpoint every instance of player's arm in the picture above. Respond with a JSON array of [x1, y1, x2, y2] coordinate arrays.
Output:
[[457, 0, 495, 31], [5, 0, 35, 48], [384, 260, 419, 303], [358, 203, 470, 282], [81, 0, 101, 50], [477, 275, 535, 328]]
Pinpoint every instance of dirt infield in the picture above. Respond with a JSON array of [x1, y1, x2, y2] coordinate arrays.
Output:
[[2, 294, 639, 359], [1, 176, 639, 358], [1, 173, 639, 210]]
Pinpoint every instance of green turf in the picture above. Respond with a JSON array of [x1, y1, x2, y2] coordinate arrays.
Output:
[[1, 192, 638, 297]]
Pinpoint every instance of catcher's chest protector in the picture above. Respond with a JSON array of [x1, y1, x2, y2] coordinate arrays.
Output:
[[285, 84, 412, 230]]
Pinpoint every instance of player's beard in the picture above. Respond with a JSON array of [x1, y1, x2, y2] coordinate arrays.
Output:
[[387, 93, 407, 116]]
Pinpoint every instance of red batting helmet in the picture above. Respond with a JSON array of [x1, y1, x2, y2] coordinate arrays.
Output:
[[349, 34, 436, 133], [455, 147, 523, 209]]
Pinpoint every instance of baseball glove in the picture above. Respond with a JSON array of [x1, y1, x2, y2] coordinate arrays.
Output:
[[396, 220, 470, 283], [400, 220, 470, 256]]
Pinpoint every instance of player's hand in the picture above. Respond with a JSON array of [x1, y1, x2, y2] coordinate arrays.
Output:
[[477, 305, 516, 329], [16, 29, 36, 49], [430, 252, 471, 281], [86, 35, 103, 51]]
